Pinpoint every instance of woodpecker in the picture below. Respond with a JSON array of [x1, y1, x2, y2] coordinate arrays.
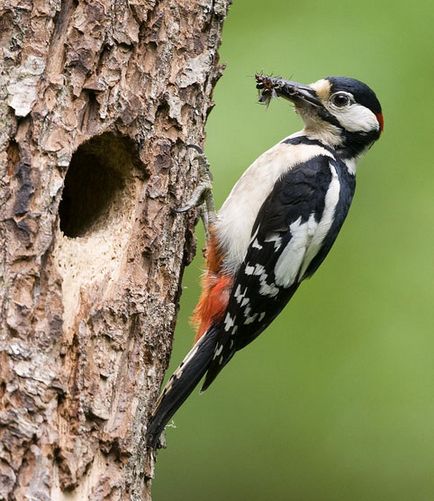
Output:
[[147, 74, 383, 447]]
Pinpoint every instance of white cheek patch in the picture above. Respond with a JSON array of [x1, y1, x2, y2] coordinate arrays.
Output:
[[333, 103, 379, 133]]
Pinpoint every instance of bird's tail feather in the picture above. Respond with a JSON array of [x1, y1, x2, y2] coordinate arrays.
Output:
[[147, 326, 219, 447]]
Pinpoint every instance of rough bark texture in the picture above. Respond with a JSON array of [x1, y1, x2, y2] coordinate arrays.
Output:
[[0, 1, 230, 499]]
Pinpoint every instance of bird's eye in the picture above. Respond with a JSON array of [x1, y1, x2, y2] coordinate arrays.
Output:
[[331, 93, 351, 108]]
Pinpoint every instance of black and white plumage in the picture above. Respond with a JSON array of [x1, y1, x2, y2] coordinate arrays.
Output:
[[203, 145, 356, 389], [147, 75, 383, 447]]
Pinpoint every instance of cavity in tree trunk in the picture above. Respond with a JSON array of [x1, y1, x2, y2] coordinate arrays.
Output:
[[0, 1, 230, 499]]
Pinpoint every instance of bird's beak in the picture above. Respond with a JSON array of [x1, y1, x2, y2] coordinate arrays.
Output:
[[283, 81, 322, 107], [256, 75, 322, 108]]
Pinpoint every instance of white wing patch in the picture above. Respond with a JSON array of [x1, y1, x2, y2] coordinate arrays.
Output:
[[245, 265, 255, 275], [213, 343, 224, 359], [224, 313, 235, 332], [274, 215, 315, 287], [264, 233, 282, 251], [252, 239, 263, 250], [299, 164, 340, 278], [244, 263, 279, 298], [234, 284, 247, 304], [274, 163, 341, 288], [244, 313, 258, 325]]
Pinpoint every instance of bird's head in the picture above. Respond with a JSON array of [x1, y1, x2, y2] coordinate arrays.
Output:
[[256, 75, 383, 159]]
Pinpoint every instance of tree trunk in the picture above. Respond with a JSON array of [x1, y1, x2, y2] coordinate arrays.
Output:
[[0, 1, 230, 499]]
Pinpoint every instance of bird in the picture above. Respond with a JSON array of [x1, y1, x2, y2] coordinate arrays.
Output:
[[147, 74, 383, 447]]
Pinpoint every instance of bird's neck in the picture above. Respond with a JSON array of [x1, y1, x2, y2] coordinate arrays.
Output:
[[302, 122, 342, 149], [296, 126, 362, 174]]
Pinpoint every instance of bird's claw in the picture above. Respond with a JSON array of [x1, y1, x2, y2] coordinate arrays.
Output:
[[175, 145, 216, 240]]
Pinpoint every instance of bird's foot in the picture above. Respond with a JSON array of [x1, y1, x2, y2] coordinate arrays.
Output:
[[175, 144, 216, 240]]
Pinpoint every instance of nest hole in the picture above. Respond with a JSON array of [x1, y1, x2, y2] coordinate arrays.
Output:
[[59, 133, 138, 238]]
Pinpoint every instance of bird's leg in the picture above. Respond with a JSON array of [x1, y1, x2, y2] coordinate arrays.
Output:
[[175, 145, 216, 241]]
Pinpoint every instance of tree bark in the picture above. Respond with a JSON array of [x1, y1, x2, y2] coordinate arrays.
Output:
[[0, 1, 230, 499]]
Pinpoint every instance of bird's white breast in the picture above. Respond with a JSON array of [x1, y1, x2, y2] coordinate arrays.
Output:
[[215, 134, 333, 273]]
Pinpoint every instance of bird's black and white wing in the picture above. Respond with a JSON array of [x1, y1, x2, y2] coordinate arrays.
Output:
[[202, 153, 355, 390]]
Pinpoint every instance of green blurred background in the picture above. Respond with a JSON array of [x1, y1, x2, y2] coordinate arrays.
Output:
[[154, 0, 434, 499]]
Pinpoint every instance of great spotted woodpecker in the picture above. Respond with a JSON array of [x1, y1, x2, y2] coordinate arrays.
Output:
[[147, 75, 383, 446]]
